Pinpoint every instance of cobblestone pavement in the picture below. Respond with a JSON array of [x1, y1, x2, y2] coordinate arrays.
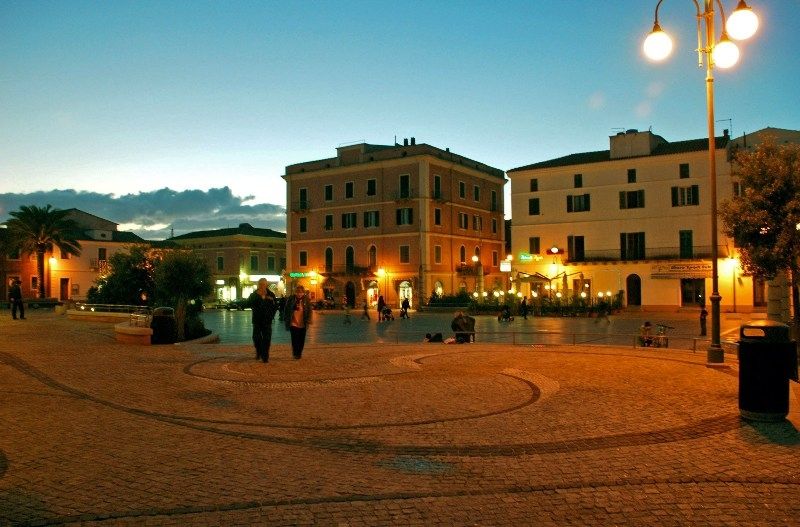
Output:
[[1, 312, 799, 526]]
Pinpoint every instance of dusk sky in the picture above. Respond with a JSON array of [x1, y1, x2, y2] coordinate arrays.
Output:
[[2, 0, 797, 239]]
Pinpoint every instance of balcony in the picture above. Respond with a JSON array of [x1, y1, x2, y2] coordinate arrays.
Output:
[[291, 200, 311, 213], [392, 188, 416, 201], [320, 264, 378, 276], [89, 258, 108, 272], [562, 245, 730, 264]]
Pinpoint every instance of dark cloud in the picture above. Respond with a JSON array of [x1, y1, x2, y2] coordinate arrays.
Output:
[[0, 187, 286, 240]]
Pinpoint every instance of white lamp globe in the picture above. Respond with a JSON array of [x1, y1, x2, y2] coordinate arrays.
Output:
[[713, 38, 740, 68], [643, 27, 673, 61], [727, 4, 759, 40]]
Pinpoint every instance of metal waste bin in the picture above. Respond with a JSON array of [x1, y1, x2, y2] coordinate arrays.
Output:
[[738, 320, 798, 422], [150, 306, 177, 344]]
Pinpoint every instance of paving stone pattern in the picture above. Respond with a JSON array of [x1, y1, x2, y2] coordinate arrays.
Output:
[[1, 312, 799, 526]]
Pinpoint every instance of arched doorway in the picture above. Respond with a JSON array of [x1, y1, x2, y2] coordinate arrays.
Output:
[[345, 281, 356, 308], [368, 245, 377, 268], [626, 274, 641, 306], [399, 280, 413, 307], [433, 280, 444, 297], [345, 246, 355, 273], [366, 280, 379, 307]]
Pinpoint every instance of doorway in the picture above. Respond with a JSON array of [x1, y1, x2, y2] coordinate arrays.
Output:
[[398, 281, 413, 307], [345, 281, 356, 308], [59, 278, 70, 301], [680, 278, 705, 307], [626, 274, 641, 306]]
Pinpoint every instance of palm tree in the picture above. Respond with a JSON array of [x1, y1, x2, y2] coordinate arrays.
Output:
[[4, 205, 82, 299]]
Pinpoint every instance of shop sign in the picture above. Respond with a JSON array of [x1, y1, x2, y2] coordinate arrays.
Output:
[[289, 272, 308, 278], [651, 262, 712, 279], [500, 261, 512, 272]]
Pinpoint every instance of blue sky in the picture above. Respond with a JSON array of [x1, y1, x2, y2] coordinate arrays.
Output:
[[1, 0, 797, 238]]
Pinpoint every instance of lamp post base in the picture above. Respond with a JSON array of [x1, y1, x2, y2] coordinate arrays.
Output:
[[707, 344, 725, 365]]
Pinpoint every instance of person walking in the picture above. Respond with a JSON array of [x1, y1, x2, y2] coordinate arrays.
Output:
[[377, 295, 386, 322], [400, 297, 410, 319], [248, 278, 277, 363], [9, 279, 24, 320], [284, 285, 312, 359], [699, 305, 708, 336], [520, 297, 529, 320], [343, 296, 352, 325], [360, 301, 370, 321]]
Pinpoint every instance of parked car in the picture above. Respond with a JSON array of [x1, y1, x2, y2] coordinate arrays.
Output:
[[225, 298, 250, 311]]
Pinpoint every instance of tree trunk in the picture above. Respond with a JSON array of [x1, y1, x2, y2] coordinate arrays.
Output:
[[791, 267, 800, 342], [37, 250, 46, 299], [175, 295, 186, 341]]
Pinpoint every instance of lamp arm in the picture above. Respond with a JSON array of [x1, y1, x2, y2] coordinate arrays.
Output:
[[652, 0, 666, 26]]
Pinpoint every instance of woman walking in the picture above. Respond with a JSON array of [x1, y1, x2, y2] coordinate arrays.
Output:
[[284, 285, 312, 359]]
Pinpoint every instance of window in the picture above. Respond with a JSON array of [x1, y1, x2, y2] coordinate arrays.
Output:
[[399, 245, 410, 264], [434, 245, 442, 264], [325, 248, 333, 272], [473, 185, 480, 201], [492, 218, 498, 234], [619, 190, 645, 209], [492, 251, 499, 266], [733, 181, 743, 197], [679, 163, 690, 179], [458, 212, 469, 229], [396, 207, 413, 226], [567, 235, 585, 262], [216, 255, 224, 271], [299, 217, 307, 233], [529, 237, 540, 254], [434, 208, 442, 226], [567, 194, 591, 212], [31, 276, 38, 292], [280, 257, 286, 270], [530, 178, 538, 192], [574, 173, 583, 188], [364, 210, 380, 228], [620, 232, 645, 260], [459, 181, 466, 199], [671, 185, 700, 206], [267, 256, 275, 271], [98, 248, 107, 261], [299, 187, 308, 209], [472, 215, 482, 231], [345, 246, 355, 272], [8, 247, 20, 260], [341, 212, 357, 229], [433, 175, 442, 199], [299, 251, 308, 267], [528, 198, 540, 215], [459, 245, 466, 264], [679, 230, 693, 259], [324, 214, 334, 230], [366, 178, 377, 196], [368, 245, 377, 267], [399, 174, 411, 198], [345, 181, 354, 199], [491, 190, 498, 211], [250, 254, 258, 271], [324, 184, 333, 201], [627, 168, 637, 183]]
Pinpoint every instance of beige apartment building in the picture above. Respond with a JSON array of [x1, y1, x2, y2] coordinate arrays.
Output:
[[171, 223, 287, 302], [508, 127, 800, 312], [283, 139, 506, 308]]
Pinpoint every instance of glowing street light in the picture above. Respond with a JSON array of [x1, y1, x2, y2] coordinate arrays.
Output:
[[642, 0, 758, 365]]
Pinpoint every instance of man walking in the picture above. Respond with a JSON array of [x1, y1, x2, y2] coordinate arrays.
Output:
[[248, 278, 277, 362], [284, 285, 312, 359], [520, 297, 529, 320], [9, 279, 24, 320]]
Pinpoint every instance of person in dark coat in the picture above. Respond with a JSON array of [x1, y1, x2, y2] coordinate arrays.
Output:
[[400, 297, 410, 319], [284, 284, 312, 359], [699, 305, 708, 336], [376, 295, 386, 323], [248, 278, 277, 362], [9, 279, 24, 320], [520, 297, 529, 319]]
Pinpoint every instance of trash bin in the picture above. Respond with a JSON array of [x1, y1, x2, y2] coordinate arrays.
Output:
[[738, 320, 798, 422], [150, 307, 177, 345]]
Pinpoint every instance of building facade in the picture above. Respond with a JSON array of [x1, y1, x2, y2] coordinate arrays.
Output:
[[508, 127, 800, 312], [171, 223, 287, 302], [283, 139, 506, 308], [1, 209, 145, 302]]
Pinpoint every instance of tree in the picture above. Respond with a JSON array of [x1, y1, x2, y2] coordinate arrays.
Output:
[[3, 205, 82, 299], [720, 137, 800, 338], [88, 245, 158, 305], [153, 250, 212, 341]]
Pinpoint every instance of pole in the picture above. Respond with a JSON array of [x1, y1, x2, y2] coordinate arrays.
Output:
[[705, 1, 724, 364]]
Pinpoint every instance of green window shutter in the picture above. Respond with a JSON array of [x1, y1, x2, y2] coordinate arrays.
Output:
[[619, 191, 626, 209], [638, 190, 645, 208], [692, 185, 699, 205], [671, 187, 678, 206], [584, 194, 590, 211], [567, 195, 573, 212]]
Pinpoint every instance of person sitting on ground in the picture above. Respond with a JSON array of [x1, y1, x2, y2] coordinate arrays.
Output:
[[451, 311, 470, 343], [424, 332, 444, 343]]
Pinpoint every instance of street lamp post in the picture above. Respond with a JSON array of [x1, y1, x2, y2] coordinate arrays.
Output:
[[643, 0, 758, 365]]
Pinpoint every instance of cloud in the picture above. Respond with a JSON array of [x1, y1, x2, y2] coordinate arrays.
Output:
[[587, 91, 606, 111], [0, 187, 286, 240]]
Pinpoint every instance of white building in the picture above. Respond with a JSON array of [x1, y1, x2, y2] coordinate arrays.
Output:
[[507, 127, 800, 312]]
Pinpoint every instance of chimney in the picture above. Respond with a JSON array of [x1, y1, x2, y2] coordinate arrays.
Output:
[[403, 138, 408, 146], [723, 129, 730, 139], [410, 137, 416, 145]]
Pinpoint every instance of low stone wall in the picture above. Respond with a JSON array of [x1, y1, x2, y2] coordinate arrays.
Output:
[[66, 309, 130, 324], [114, 322, 153, 345]]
